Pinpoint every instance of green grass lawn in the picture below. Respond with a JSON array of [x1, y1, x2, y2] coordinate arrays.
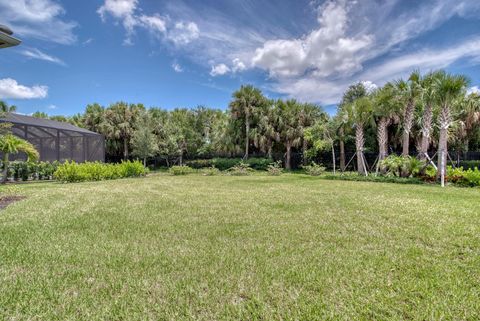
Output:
[[1, 174, 480, 320]]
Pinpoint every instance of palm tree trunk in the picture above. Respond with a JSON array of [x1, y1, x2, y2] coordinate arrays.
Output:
[[285, 142, 292, 170], [437, 106, 450, 180], [355, 124, 366, 175], [419, 103, 433, 160], [123, 138, 128, 160], [339, 126, 345, 171], [2, 153, 9, 184], [179, 153, 183, 166], [402, 100, 415, 156], [244, 116, 250, 159], [377, 117, 389, 162], [267, 143, 272, 159], [302, 139, 308, 165], [331, 141, 336, 175], [143, 157, 146, 167]]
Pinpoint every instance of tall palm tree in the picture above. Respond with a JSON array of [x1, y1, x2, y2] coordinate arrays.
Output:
[[299, 103, 324, 164], [0, 134, 39, 183], [346, 96, 373, 175], [101, 102, 143, 160], [276, 99, 303, 170], [229, 85, 266, 159], [395, 71, 421, 156], [337, 83, 368, 171], [251, 100, 279, 159], [372, 83, 399, 162], [454, 93, 480, 155], [433, 71, 470, 179], [418, 71, 443, 160]]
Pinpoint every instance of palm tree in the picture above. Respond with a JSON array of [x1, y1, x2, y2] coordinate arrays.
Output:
[[395, 71, 421, 156], [0, 134, 39, 183], [299, 103, 324, 164], [251, 100, 279, 159], [346, 96, 373, 175], [229, 85, 266, 159], [433, 71, 470, 180], [101, 102, 142, 160], [372, 83, 399, 162], [276, 99, 303, 170], [418, 71, 443, 160], [0, 101, 17, 113], [453, 93, 480, 156], [337, 83, 368, 171]]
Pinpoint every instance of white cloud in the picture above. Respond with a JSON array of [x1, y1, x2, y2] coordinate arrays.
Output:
[[232, 58, 246, 73], [210, 64, 230, 77], [168, 22, 200, 45], [467, 86, 480, 95], [21, 48, 66, 66], [0, 78, 48, 99], [361, 81, 378, 94], [47, 104, 57, 110], [172, 62, 183, 73], [252, 1, 372, 78], [97, 0, 199, 46], [0, 0, 77, 44]]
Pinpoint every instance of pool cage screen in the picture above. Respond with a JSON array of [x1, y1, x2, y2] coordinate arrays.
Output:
[[1, 113, 105, 163]]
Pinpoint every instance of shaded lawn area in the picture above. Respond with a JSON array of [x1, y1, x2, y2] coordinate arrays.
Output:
[[1, 174, 479, 320]]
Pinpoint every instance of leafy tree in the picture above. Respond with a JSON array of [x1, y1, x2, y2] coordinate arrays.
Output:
[[304, 114, 336, 172], [31, 111, 49, 119], [229, 85, 266, 159], [131, 111, 158, 166], [0, 134, 39, 183]]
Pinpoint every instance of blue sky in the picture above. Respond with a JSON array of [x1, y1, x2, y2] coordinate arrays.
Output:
[[0, 0, 480, 116]]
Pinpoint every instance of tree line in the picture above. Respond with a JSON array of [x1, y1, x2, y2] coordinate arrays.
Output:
[[2, 69, 479, 174]]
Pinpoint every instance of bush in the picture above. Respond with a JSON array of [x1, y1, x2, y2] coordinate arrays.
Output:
[[267, 161, 283, 176], [54, 160, 147, 183], [185, 159, 213, 169], [303, 162, 326, 176], [227, 162, 254, 176], [245, 158, 273, 170], [212, 158, 242, 171], [201, 166, 220, 176], [379, 155, 424, 177], [445, 166, 480, 187], [323, 172, 424, 185], [2, 160, 59, 181], [169, 165, 195, 176]]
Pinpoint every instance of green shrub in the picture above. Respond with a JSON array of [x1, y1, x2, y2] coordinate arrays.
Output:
[[245, 158, 273, 170], [54, 160, 147, 183], [379, 155, 424, 177], [227, 162, 254, 176], [267, 161, 283, 176], [211, 158, 242, 171], [201, 166, 220, 176], [169, 165, 195, 176], [323, 172, 424, 185], [185, 159, 213, 169], [303, 162, 326, 176]]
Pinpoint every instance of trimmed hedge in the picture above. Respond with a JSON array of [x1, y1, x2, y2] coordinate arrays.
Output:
[[186, 158, 273, 171], [54, 160, 147, 183], [322, 172, 424, 185]]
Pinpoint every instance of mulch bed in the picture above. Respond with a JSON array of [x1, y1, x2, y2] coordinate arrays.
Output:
[[0, 195, 26, 210]]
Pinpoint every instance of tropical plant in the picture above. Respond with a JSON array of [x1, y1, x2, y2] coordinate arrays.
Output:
[[0, 134, 39, 183], [276, 99, 303, 170], [267, 161, 283, 176], [229, 85, 266, 159], [433, 71, 469, 180], [303, 162, 326, 176], [131, 110, 158, 166]]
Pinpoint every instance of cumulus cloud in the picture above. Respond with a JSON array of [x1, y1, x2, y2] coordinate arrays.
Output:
[[97, 0, 199, 46], [210, 64, 230, 77], [0, 0, 77, 44], [21, 48, 66, 66], [232, 58, 247, 73], [252, 1, 372, 78], [0, 78, 48, 99]]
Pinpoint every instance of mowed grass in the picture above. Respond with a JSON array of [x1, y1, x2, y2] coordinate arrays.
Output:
[[1, 174, 480, 320]]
